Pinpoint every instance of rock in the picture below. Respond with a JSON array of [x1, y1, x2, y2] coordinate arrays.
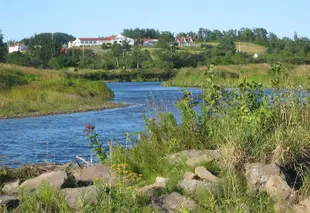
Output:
[[169, 149, 220, 164], [265, 175, 292, 202], [244, 163, 282, 191], [156, 177, 167, 186], [73, 164, 117, 185], [137, 182, 165, 199], [183, 172, 196, 180], [2, 180, 20, 195], [61, 186, 98, 210], [152, 192, 197, 213], [19, 171, 67, 193], [186, 151, 221, 168], [291, 197, 310, 213], [195, 166, 219, 183], [0, 195, 19, 210], [178, 179, 213, 196]]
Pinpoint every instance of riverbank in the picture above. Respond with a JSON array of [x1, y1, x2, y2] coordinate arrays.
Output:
[[163, 63, 310, 88], [0, 65, 123, 119]]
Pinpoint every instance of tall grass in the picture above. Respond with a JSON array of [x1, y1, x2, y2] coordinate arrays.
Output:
[[0, 65, 119, 119], [164, 63, 310, 88]]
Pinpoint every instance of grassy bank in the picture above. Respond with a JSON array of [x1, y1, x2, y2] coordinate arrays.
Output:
[[0, 65, 122, 119], [164, 63, 310, 88], [65, 68, 176, 82]]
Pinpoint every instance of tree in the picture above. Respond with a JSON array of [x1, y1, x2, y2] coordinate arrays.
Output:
[[0, 30, 7, 62], [27, 33, 61, 68], [216, 38, 236, 56]]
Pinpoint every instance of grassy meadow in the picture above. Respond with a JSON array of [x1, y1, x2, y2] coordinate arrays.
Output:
[[164, 63, 310, 89], [0, 65, 122, 119]]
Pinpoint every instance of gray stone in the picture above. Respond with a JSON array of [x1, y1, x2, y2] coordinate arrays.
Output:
[[183, 172, 196, 180], [152, 192, 197, 213], [61, 186, 98, 210], [0, 195, 19, 210], [73, 164, 117, 185], [178, 179, 213, 196], [137, 182, 165, 199], [265, 175, 292, 202], [186, 151, 221, 168], [292, 197, 310, 213], [19, 171, 67, 193], [156, 177, 167, 186], [244, 163, 282, 191], [2, 180, 20, 195], [195, 166, 219, 183]]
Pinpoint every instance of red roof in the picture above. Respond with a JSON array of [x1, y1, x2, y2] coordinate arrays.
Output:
[[176, 36, 192, 42]]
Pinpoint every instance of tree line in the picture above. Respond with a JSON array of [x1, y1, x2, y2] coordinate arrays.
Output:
[[1, 27, 310, 70]]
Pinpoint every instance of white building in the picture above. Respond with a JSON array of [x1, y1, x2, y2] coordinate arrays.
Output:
[[176, 36, 194, 46], [68, 35, 134, 48], [142, 38, 158, 47], [8, 43, 27, 53]]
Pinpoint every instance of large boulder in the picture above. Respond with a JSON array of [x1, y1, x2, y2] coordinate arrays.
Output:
[[61, 186, 98, 210], [178, 179, 213, 197], [137, 182, 165, 199], [265, 175, 292, 202], [73, 164, 117, 185], [19, 171, 67, 193], [195, 166, 219, 183], [137, 177, 167, 199], [152, 192, 197, 213], [244, 163, 282, 191], [292, 197, 310, 213], [183, 172, 197, 181], [2, 180, 20, 195], [0, 195, 19, 210]]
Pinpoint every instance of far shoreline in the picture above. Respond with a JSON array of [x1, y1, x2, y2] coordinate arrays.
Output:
[[0, 102, 129, 120]]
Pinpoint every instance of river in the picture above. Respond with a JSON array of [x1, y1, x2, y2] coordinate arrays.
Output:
[[0, 82, 201, 167]]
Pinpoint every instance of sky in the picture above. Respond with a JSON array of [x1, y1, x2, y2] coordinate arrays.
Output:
[[1, 0, 310, 41]]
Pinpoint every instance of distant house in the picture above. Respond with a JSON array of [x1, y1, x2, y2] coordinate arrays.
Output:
[[8, 43, 27, 53], [253, 53, 259, 58], [68, 35, 134, 48], [176, 36, 194, 47], [142, 38, 158, 47]]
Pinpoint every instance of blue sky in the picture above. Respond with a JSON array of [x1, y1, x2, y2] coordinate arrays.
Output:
[[1, 0, 309, 41]]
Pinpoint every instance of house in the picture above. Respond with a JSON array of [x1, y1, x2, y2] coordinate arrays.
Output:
[[68, 35, 134, 48], [8, 43, 27, 53], [175, 36, 194, 47], [142, 38, 158, 47]]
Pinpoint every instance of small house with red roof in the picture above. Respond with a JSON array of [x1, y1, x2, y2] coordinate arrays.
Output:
[[68, 35, 134, 48], [175, 36, 194, 47]]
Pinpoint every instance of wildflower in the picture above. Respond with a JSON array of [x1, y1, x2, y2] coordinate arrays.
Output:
[[83, 123, 95, 136]]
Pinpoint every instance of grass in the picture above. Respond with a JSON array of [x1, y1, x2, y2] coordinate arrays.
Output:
[[195, 41, 267, 53], [164, 63, 310, 89], [4, 63, 310, 212], [0, 65, 123, 119]]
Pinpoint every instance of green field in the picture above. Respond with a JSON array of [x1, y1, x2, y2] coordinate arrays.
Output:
[[0, 64, 122, 119]]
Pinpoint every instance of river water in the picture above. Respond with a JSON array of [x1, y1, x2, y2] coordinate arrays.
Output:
[[0, 82, 201, 167]]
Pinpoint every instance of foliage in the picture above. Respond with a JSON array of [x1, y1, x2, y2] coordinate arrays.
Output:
[[0, 30, 8, 62], [84, 123, 108, 163]]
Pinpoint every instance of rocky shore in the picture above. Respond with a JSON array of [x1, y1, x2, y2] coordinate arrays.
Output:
[[1, 150, 310, 212]]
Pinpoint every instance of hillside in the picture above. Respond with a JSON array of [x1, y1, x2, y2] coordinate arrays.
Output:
[[195, 42, 267, 53]]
